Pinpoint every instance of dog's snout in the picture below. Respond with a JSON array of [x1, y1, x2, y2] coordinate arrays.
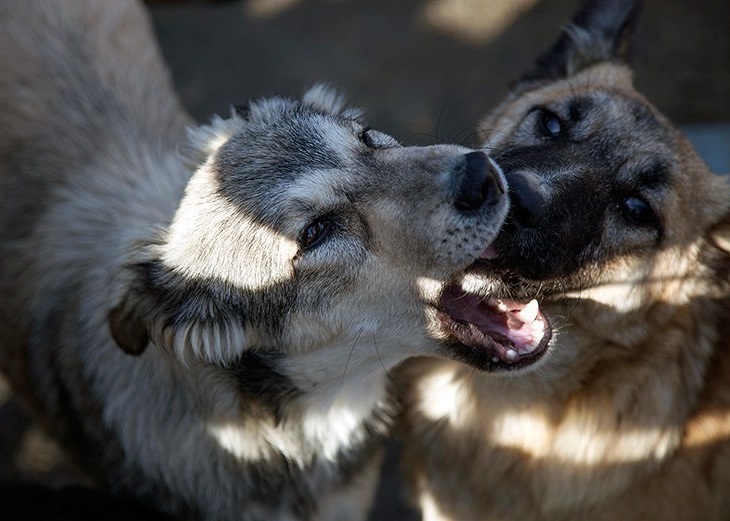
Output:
[[508, 170, 549, 227], [454, 151, 506, 211]]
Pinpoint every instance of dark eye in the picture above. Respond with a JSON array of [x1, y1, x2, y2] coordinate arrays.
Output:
[[358, 127, 374, 146], [537, 109, 563, 138], [621, 195, 657, 226], [299, 218, 334, 250]]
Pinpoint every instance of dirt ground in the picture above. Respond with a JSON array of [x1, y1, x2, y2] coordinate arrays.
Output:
[[0, 0, 728, 519], [149, 0, 730, 139]]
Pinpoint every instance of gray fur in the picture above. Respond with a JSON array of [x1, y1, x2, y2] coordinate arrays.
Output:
[[0, 1, 509, 520]]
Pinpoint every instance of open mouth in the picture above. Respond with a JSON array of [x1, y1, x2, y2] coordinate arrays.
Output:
[[437, 282, 552, 371]]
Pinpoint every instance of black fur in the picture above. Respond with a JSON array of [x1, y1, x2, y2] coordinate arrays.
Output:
[[109, 258, 297, 356], [490, 95, 670, 281], [228, 351, 301, 422], [522, 0, 641, 82]]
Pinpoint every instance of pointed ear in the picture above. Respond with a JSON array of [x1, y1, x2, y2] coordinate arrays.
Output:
[[184, 111, 247, 167], [108, 260, 248, 365], [523, 0, 641, 82], [302, 83, 364, 121]]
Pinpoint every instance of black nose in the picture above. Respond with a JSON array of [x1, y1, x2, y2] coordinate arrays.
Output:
[[455, 151, 506, 211], [507, 170, 549, 227]]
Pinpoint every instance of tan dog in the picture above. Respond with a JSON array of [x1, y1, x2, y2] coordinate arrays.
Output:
[[398, 0, 730, 519]]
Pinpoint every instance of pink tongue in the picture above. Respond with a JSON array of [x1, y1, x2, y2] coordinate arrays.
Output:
[[442, 286, 545, 359]]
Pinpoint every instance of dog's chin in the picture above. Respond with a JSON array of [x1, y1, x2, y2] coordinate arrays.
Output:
[[435, 272, 553, 373]]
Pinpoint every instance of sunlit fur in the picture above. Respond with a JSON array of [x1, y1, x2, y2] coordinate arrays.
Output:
[[398, 1, 730, 520]]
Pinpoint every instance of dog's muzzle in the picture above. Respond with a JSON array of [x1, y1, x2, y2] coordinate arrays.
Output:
[[455, 152, 507, 212]]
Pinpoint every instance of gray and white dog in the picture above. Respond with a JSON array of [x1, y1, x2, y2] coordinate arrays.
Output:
[[0, 1, 516, 520]]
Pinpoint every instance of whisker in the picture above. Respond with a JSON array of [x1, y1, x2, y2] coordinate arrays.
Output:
[[435, 102, 447, 141], [340, 328, 364, 386], [371, 333, 392, 381]]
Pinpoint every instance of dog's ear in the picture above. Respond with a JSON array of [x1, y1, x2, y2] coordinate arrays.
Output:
[[523, 0, 641, 82], [302, 84, 364, 121], [108, 260, 249, 365], [109, 113, 250, 363], [185, 111, 247, 165]]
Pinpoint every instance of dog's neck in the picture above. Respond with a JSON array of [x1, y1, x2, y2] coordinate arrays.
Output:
[[286, 348, 396, 467], [294, 370, 393, 463], [205, 350, 394, 473]]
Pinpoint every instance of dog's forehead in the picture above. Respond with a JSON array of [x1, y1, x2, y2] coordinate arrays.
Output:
[[198, 105, 371, 234], [509, 73, 677, 164], [211, 111, 359, 195], [223, 117, 349, 169], [537, 82, 667, 137]]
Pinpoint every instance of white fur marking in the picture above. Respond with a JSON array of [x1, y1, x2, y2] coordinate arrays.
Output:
[[301, 375, 385, 461], [208, 373, 387, 465]]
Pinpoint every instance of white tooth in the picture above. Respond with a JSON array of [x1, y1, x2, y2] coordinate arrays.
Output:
[[497, 301, 508, 312], [505, 349, 518, 361], [530, 331, 545, 348], [516, 299, 539, 323], [531, 320, 545, 331]]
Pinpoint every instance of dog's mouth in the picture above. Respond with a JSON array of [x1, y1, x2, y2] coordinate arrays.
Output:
[[436, 255, 552, 371]]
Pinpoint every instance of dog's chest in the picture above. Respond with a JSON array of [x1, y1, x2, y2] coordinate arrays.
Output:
[[206, 372, 391, 513]]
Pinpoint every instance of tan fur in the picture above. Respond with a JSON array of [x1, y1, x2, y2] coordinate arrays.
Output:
[[398, 4, 730, 520]]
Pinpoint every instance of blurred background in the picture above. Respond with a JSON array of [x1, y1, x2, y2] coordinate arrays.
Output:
[[0, 0, 728, 518], [148, 0, 729, 169]]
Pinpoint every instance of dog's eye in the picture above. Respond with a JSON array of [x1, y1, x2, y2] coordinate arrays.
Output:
[[537, 110, 563, 138], [621, 195, 657, 227], [299, 218, 334, 250], [358, 127, 374, 146]]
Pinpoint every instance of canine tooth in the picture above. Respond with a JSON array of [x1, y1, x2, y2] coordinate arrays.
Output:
[[505, 349, 517, 361], [516, 299, 539, 323], [496, 300, 507, 312]]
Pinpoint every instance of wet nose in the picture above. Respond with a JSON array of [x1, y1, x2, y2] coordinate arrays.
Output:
[[454, 151, 506, 211], [507, 170, 549, 227]]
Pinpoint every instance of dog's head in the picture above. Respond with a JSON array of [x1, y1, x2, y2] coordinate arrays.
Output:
[[477, 0, 730, 377], [108, 85, 522, 386]]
